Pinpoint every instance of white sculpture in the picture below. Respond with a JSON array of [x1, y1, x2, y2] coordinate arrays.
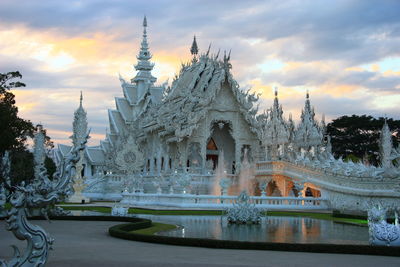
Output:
[[226, 191, 264, 224], [111, 203, 129, 216], [0, 132, 88, 266], [368, 206, 400, 246], [68, 92, 91, 203]]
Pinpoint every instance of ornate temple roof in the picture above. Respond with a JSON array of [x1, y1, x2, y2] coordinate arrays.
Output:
[[85, 147, 105, 165], [139, 51, 261, 142]]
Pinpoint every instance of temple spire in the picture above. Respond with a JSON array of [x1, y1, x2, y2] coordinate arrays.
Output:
[[132, 15, 156, 85], [71, 92, 89, 147], [379, 119, 393, 168], [190, 35, 199, 56]]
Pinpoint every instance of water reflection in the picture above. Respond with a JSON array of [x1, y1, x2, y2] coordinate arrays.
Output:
[[69, 211, 368, 245], [138, 215, 368, 245]]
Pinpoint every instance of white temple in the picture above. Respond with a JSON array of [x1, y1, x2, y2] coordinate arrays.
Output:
[[55, 17, 400, 213]]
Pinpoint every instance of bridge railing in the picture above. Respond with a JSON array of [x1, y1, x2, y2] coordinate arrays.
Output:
[[120, 192, 329, 210]]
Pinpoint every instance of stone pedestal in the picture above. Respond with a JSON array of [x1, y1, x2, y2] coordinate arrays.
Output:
[[67, 193, 91, 204]]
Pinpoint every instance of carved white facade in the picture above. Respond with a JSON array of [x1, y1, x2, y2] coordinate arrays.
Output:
[[55, 17, 400, 213]]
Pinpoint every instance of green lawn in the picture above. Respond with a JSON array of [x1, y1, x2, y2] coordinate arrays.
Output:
[[59, 205, 368, 226], [131, 222, 177, 235]]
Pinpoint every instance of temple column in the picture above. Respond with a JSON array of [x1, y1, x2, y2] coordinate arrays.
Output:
[[200, 138, 207, 174], [149, 156, 155, 174], [165, 155, 170, 172], [84, 162, 91, 178], [235, 141, 241, 173], [156, 150, 161, 175]]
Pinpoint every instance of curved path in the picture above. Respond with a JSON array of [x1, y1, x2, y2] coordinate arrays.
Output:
[[1, 220, 399, 267]]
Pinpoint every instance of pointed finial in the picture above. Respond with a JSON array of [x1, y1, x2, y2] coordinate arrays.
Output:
[[306, 89, 309, 99], [143, 15, 147, 27], [79, 91, 83, 107], [206, 43, 211, 56], [215, 49, 220, 60], [274, 86, 278, 97], [191, 35, 199, 56]]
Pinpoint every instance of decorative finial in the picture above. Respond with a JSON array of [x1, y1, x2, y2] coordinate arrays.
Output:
[[80, 91, 83, 106], [191, 35, 199, 56], [274, 86, 278, 97], [206, 43, 211, 56], [143, 15, 147, 27], [306, 89, 309, 99]]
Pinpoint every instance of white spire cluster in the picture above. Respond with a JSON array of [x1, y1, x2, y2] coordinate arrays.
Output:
[[380, 119, 393, 169], [33, 124, 46, 181], [262, 91, 326, 160], [71, 91, 88, 148]]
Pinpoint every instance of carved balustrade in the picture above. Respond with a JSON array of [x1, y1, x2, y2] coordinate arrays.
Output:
[[120, 192, 328, 210]]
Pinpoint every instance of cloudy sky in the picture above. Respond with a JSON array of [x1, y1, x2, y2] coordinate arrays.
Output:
[[1, 0, 399, 146]]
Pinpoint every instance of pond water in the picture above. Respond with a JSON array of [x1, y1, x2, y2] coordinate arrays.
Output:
[[137, 215, 369, 245], [69, 211, 369, 245]]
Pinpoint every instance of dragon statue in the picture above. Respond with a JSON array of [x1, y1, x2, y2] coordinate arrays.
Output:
[[0, 131, 88, 267]]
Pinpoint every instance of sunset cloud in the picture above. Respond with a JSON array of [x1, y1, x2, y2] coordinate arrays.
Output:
[[0, 0, 399, 146]]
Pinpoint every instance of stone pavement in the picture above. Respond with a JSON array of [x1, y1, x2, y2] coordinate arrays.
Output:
[[1, 220, 399, 267]]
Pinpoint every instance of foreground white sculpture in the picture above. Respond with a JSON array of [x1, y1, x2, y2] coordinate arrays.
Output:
[[0, 129, 88, 266], [67, 92, 90, 204], [226, 191, 264, 224], [368, 206, 400, 246], [111, 203, 129, 216]]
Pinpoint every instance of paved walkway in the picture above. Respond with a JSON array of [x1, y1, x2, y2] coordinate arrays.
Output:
[[1, 220, 399, 267]]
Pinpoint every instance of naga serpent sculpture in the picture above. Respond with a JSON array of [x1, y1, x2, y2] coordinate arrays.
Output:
[[0, 132, 88, 267]]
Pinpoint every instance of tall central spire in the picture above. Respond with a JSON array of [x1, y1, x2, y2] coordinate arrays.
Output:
[[132, 16, 156, 85]]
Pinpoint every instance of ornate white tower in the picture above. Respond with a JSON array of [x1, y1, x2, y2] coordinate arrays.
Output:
[[33, 125, 46, 182], [131, 16, 157, 99], [263, 88, 290, 160], [379, 119, 393, 169], [294, 91, 324, 152], [71, 91, 88, 148], [68, 92, 90, 203]]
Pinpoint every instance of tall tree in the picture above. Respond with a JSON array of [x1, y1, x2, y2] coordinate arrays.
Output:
[[0, 72, 56, 185], [327, 115, 400, 166], [0, 71, 34, 155]]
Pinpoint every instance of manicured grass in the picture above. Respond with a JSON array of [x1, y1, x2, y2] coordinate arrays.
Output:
[[62, 206, 111, 213], [131, 222, 177, 235], [59, 205, 367, 226]]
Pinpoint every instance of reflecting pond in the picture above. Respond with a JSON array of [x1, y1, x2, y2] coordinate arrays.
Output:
[[137, 215, 369, 245], [69, 211, 369, 245]]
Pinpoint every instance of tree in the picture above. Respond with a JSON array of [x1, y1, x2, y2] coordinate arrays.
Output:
[[0, 71, 56, 185], [327, 115, 400, 166], [0, 71, 34, 155]]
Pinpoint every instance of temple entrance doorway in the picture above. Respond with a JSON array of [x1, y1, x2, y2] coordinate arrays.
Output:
[[206, 121, 236, 173], [206, 138, 218, 169]]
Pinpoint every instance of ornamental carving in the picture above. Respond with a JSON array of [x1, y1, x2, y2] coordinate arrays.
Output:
[[115, 134, 144, 174]]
